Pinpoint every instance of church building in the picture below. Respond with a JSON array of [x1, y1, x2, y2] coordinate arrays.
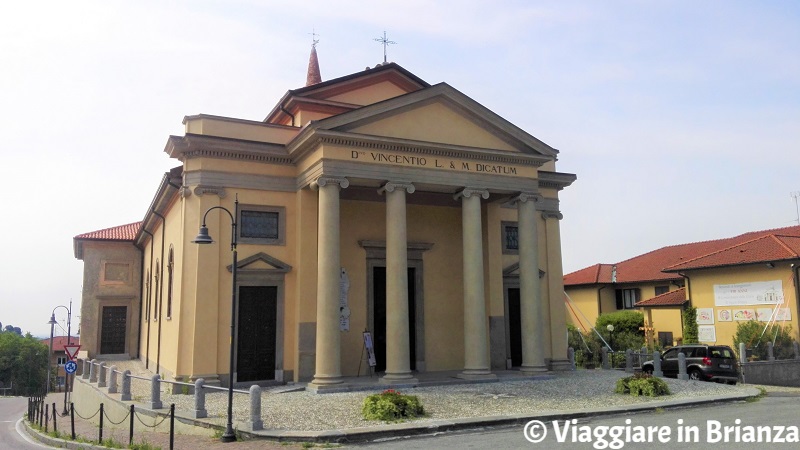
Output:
[[74, 47, 576, 390]]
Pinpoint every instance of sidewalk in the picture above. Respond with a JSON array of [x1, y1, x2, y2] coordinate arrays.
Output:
[[25, 369, 770, 449]]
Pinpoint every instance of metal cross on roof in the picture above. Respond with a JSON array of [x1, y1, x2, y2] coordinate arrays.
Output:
[[310, 28, 320, 48], [373, 31, 396, 63]]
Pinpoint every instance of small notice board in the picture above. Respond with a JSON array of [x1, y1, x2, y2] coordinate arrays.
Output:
[[363, 332, 376, 367], [358, 330, 377, 377]]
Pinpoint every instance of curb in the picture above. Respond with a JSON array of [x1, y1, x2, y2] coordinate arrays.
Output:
[[246, 387, 763, 443]]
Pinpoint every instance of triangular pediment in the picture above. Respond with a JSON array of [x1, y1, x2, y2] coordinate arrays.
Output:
[[226, 252, 292, 273], [503, 262, 546, 279], [264, 63, 429, 124], [311, 83, 558, 158]]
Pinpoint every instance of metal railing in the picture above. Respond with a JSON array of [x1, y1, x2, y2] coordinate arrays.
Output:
[[28, 396, 177, 449]]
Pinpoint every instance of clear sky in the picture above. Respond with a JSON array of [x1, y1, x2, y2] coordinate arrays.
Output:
[[1, 1, 798, 337]]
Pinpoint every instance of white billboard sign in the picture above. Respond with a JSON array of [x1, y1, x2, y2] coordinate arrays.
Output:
[[713, 280, 784, 307]]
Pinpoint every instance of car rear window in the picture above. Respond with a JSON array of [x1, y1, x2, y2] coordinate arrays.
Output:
[[710, 347, 733, 358]]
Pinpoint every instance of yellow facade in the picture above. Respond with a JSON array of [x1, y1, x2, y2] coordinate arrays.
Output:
[[75, 63, 577, 387], [682, 264, 800, 346]]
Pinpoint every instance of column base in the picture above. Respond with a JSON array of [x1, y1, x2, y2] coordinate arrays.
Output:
[[519, 364, 549, 375], [307, 375, 347, 393], [549, 358, 573, 372], [380, 372, 419, 386], [457, 369, 497, 381]]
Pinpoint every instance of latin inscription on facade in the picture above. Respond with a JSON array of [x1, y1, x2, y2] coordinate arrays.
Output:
[[350, 150, 519, 175]]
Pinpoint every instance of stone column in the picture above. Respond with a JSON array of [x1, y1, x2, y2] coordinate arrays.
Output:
[[309, 176, 349, 391], [544, 211, 571, 371], [455, 188, 496, 380], [380, 182, 419, 384], [516, 192, 548, 374]]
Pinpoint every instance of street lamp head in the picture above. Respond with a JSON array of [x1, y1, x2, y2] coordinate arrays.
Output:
[[48, 314, 58, 326], [192, 225, 215, 244], [607, 324, 615, 332]]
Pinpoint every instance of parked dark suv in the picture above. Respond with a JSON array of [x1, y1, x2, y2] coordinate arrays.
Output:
[[642, 345, 739, 384]]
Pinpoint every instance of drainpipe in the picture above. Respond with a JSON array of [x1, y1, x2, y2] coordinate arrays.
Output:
[[793, 263, 800, 341], [597, 285, 607, 316], [152, 209, 166, 376], [280, 105, 295, 126], [141, 228, 155, 369], [135, 239, 145, 360]]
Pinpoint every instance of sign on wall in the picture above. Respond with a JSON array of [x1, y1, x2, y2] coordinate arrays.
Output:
[[713, 280, 784, 307], [339, 268, 350, 331], [698, 325, 717, 342], [696, 308, 714, 324]]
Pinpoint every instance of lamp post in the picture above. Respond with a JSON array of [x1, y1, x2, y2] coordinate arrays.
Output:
[[192, 195, 238, 443], [607, 324, 615, 352], [60, 301, 73, 415], [46, 303, 73, 402], [46, 314, 57, 394]]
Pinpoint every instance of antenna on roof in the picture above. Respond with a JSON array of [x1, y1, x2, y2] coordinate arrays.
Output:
[[791, 191, 800, 225], [373, 31, 396, 64]]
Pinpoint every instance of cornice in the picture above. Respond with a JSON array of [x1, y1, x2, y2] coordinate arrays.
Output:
[[538, 170, 577, 190], [165, 134, 294, 165]]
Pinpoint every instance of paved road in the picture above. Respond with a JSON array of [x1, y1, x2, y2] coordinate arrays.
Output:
[[349, 394, 800, 449], [0, 397, 52, 449]]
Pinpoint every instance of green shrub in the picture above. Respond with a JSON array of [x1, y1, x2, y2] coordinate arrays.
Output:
[[615, 373, 670, 397], [596, 311, 645, 335], [362, 389, 424, 421], [733, 320, 795, 361]]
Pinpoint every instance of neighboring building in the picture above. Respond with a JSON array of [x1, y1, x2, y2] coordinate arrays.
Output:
[[564, 225, 800, 349], [74, 50, 576, 390], [40, 335, 80, 391]]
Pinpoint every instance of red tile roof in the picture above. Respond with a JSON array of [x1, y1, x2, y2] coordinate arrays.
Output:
[[565, 225, 800, 286], [635, 288, 687, 307], [74, 222, 141, 241], [40, 336, 80, 348], [665, 234, 800, 272]]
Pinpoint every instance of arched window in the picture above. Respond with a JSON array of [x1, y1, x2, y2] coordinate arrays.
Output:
[[167, 246, 174, 319], [145, 269, 151, 322], [154, 260, 160, 321]]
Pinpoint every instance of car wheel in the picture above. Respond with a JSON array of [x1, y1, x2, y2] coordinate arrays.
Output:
[[688, 369, 702, 381]]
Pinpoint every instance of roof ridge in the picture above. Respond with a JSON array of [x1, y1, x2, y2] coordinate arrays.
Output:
[[770, 234, 800, 258], [662, 234, 772, 271]]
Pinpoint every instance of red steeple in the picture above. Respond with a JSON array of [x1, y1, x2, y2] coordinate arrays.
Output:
[[306, 44, 322, 86]]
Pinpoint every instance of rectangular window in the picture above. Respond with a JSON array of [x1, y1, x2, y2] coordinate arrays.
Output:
[[57, 356, 67, 365], [502, 221, 519, 254], [615, 288, 640, 309], [238, 205, 285, 245], [655, 285, 669, 296]]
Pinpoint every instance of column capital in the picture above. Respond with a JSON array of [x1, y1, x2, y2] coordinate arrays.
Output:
[[454, 187, 489, 201], [542, 211, 564, 220], [511, 191, 542, 204], [378, 181, 415, 195], [310, 176, 349, 190]]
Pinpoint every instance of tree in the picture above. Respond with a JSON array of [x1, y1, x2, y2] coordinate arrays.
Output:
[[3, 325, 22, 335], [682, 306, 698, 344], [0, 331, 49, 395]]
